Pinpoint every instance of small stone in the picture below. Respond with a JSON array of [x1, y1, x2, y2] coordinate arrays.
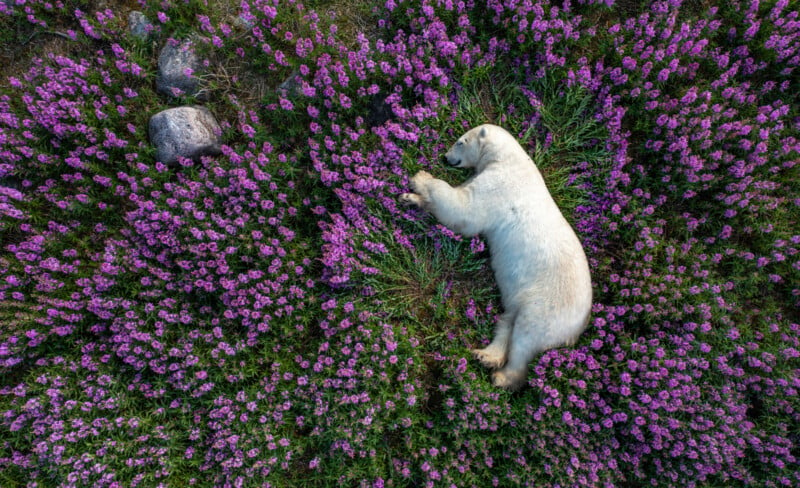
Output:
[[128, 11, 154, 39], [234, 13, 255, 31], [148, 106, 222, 166], [277, 70, 303, 97], [156, 39, 204, 99]]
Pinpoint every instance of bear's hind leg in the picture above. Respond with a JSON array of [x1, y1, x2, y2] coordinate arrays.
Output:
[[472, 311, 514, 369], [492, 339, 538, 390], [491, 311, 547, 389]]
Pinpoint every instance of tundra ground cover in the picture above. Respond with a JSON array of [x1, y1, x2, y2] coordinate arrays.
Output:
[[0, 0, 798, 486]]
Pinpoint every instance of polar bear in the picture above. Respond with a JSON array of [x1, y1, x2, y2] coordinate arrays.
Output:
[[400, 124, 592, 389]]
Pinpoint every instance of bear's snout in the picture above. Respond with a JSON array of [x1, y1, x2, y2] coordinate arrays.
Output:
[[443, 154, 460, 167]]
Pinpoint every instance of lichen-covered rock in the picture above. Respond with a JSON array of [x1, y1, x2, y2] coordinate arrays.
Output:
[[128, 11, 154, 39], [156, 39, 204, 98], [148, 106, 222, 166]]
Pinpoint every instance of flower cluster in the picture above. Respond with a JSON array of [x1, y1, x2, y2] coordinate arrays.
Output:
[[0, 0, 798, 487]]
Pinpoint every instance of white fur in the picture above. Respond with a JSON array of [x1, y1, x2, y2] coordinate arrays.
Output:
[[400, 124, 592, 389]]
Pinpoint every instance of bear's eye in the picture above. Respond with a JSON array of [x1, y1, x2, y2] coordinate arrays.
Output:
[[456, 141, 464, 146]]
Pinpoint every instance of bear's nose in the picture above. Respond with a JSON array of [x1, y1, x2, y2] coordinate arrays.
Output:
[[443, 155, 460, 167]]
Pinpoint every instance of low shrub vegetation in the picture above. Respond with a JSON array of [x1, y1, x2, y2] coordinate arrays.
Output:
[[0, 0, 798, 486]]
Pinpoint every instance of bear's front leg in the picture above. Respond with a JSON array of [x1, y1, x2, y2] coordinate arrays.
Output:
[[400, 170, 482, 236]]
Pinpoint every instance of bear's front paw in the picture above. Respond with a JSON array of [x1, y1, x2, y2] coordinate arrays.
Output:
[[399, 192, 423, 207], [409, 170, 433, 192]]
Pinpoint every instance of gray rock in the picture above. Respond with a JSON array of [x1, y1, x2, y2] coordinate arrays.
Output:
[[156, 39, 204, 99], [234, 14, 255, 31], [148, 106, 222, 166], [277, 70, 303, 97], [128, 11, 153, 39]]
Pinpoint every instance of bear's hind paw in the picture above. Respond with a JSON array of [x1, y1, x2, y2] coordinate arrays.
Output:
[[472, 347, 506, 369], [492, 368, 527, 390]]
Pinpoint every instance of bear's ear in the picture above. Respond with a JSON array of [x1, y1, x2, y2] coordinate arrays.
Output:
[[478, 126, 488, 139]]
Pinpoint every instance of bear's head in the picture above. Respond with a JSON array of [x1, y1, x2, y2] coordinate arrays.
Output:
[[443, 124, 518, 171], [442, 125, 489, 169]]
